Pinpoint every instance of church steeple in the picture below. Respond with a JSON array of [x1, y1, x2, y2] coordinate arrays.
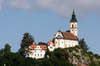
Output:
[[70, 10, 77, 22], [70, 10, 78, 36]]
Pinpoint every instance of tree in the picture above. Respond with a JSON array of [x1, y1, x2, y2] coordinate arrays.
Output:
[[79, 38, 88, 52], [0, 49, 4, 55], [4, 44, 11, 54], [66, 30, 70, 32], [38, 42, 47, 45], [19, 33, 35, 56], [21, 33, 35, 48]]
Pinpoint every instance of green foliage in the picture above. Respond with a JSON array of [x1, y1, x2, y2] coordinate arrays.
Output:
[[0, 49, 4, 55], [38, 42, 47, 45], [19, 33, 34, 56], [66, 30, 70, 32], [94, 54, 100, 59], [0, 36, 100, 66], [90, 60, 100, 66], [4, 44, 11, 54], [45, 48, 74, 66], [79, 38, 88, 52], [0, 44, 100, 66], [21, 33, 35, 48]]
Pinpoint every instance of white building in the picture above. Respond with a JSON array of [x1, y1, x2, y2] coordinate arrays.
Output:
[[26, 10, 79, 58], [54, 10, 79, 49], [27, 44, 47, 59], [54, 31, 78, 48], [48, 40, 55, 51]]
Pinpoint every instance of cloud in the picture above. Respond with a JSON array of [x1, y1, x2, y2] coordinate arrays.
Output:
[[8, 0, 32, 10], [8, 0, 100, 16]]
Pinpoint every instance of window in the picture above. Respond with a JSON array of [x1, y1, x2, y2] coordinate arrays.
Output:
[[62, 41, 63, 44], [35, 54, 36, 56], [69, 45, 70, 47], [41, 50, 42, 52], [75, 24, 76, 27], [50, 46, 53, 49], [55, 41, 57, 44], [41, 54, 42, 56], [72, 29, 73, 32], [72, 24, 74, 28], [37, 46, 40, 48]]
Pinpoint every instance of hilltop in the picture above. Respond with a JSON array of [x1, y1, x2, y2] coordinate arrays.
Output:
[[0, 44, 100, 66]]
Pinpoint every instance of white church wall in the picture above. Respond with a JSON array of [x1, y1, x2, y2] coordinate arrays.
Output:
[[59, 39, 65, 48], [55, 39, 58, 48], [54, 39, 78, 48], [65, 40, 78, 48]]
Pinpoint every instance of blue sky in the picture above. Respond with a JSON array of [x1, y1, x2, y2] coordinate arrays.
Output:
[[0, 0, 100, 55]]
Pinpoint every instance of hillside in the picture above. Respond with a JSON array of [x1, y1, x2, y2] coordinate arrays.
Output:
[[0, 45, 100, 66], [46, 46, 100, 66]]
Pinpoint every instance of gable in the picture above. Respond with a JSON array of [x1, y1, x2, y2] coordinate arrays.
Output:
[[55, 31, 64, 39], [55, 31, 78, 41]]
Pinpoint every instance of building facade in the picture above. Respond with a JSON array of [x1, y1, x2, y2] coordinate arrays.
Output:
[[48, 40, 55, 51], [53, 10, 78, 49], [27, 44, 47, 59], [54, 31, 78, 48], [26, 10, 79, 59]]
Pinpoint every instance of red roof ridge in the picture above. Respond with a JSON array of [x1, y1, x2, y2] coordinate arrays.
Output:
[[30, 44, 47, 50]]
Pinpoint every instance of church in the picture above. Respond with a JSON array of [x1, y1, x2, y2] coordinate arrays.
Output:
[[48, 10, 79, 51], [26, 10, 79, 59]]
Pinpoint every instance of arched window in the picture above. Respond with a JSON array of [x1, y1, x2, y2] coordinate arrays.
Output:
[[41, 54, 42, 56], [35, 54, 36, 56], [72, 29, 73, 32], [72, 24, 74, 28]]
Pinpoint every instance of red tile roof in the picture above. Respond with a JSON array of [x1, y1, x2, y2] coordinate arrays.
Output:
[[30, 45, 47, 50], [48, 40, 55, 46], [61, 32, 78, 40]]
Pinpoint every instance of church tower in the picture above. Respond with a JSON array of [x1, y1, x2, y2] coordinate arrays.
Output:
[[70, 10, 78, 36]]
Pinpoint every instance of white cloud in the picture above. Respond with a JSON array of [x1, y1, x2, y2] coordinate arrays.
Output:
[[8, 0, 100, 16], [9, 0, 32, 10]]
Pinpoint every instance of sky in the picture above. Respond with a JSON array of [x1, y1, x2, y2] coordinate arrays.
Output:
[[0, 0, 100, 55]]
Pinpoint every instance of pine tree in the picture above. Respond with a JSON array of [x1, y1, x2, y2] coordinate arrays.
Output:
[[4, 44, 11, 54], [79, 38, 88, 52], [19, 32, 34, 56]]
